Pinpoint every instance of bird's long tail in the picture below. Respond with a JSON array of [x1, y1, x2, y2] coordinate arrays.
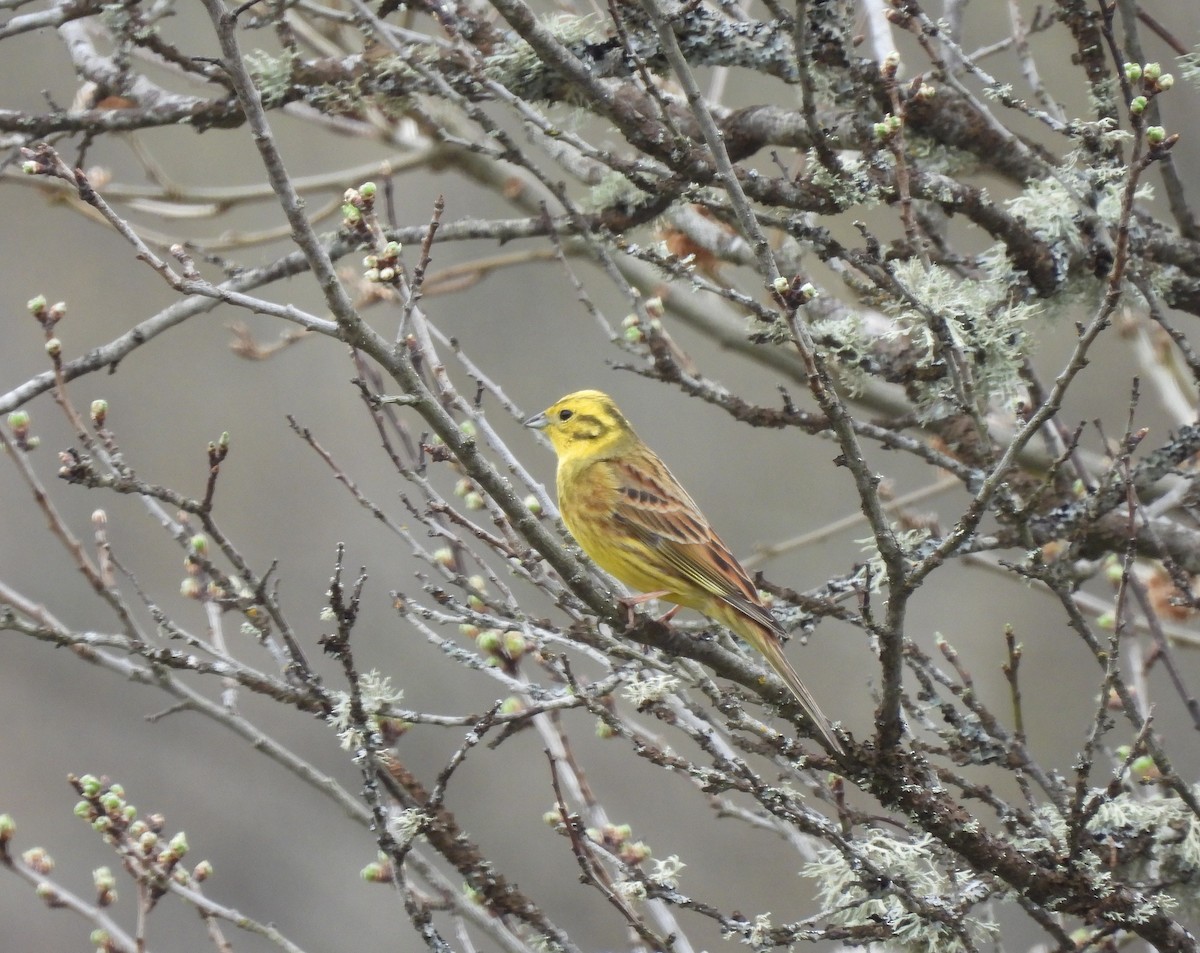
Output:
[[730, 615, 844, 755]]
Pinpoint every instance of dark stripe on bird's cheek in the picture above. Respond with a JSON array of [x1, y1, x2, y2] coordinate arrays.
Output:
[[567, 414, 608, 442]]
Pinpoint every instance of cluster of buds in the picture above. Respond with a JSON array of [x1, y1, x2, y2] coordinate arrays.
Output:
[[70, 774, 202, 890], [467, 625, 529, 670], [454, 477, 486, 512], [872, 113, 904, 142], [27, 294, 68, 361], [770, 275, 819, 310], [180, 532, 219, 602], [1126, 61, 1174, 101], [341, 180, 377, 228], [620, 296, 665, 344], [363, 240, 402, 284], [587, 822, 652, 866], [1126, 63, 1175, 146], [6, 409, 39, 451]]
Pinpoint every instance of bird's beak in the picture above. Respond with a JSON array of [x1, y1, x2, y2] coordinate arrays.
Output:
[[524, 410, 548, 430]]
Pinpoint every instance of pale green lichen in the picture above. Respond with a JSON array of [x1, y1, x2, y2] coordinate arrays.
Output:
[[1179, 47, 1200, 87], [622, 673, 680, 706], [805, 151, 883, 210], [855, 527, 934, 590], [887, 257, 1038, 419], [588, 170, 642, 211], [801, 831, 998, 953], [244, 49, 297, 109], [327, 671, 404, 752], [483, 15, 600, 91]]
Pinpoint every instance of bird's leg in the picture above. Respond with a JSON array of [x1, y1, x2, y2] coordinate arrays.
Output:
[[617, 592, 681, 628]]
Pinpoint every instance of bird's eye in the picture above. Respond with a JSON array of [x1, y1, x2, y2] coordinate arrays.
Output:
[[557, 409, 574, 421]]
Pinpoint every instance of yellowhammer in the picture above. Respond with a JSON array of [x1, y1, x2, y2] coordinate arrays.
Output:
[[526, 389, 842, 753]]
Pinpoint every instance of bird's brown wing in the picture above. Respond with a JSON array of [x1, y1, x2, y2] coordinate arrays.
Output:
[[608, 454, 780, 632]]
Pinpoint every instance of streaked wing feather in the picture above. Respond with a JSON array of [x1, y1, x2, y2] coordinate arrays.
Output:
[[609, 456, 778, 632]]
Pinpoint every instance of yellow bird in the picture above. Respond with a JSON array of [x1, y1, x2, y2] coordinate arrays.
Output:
[[526, 389, 842, 754]]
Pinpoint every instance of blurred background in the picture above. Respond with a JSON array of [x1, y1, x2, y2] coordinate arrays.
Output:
[[3, 1, 1200, 950]]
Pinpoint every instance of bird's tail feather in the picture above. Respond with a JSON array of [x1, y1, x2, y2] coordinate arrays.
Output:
[[733, 616, 844, 754]]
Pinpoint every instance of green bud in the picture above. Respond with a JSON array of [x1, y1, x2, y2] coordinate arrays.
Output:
[[1156, 74, 1174, 91], [168, 831, 188, 856], [22, 847, 54, 874], [138, 831, 158, 853], [524, 494, 543, 516], [1143, 62, 1161, 81], [1131, 755, 1156, 777], [463, 491, 484, 510], [1124, 63, 1142, 83], [7, 410, 30, 433], [432, 547, 455, 569], [1129, 96, 1147, 114], [26, 294, 46, 314], [359, 181, 377, 198], [596, 720, 617, 739], [89, 399, 107, 427], [501, 630, 526, 660], [78, 775, 101, 797], [459, 419, 477, 438], [193, 860, 213, 881], [476, 629, 501, 654], [498, 695, 524, 715], [189, 534, 208, 556], [378, 267, 396, 282], [623, 326, 643, 343], [90, 928, 111, 946], [44, 337, 61, 357], [1146, 125, 1166, 145], [74, 800, 94, 820], [0, 814, 14, 843], [93, 866, 116, 891]]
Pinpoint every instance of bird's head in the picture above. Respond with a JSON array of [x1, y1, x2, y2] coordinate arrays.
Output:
[[524, 390, 634, 458]]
